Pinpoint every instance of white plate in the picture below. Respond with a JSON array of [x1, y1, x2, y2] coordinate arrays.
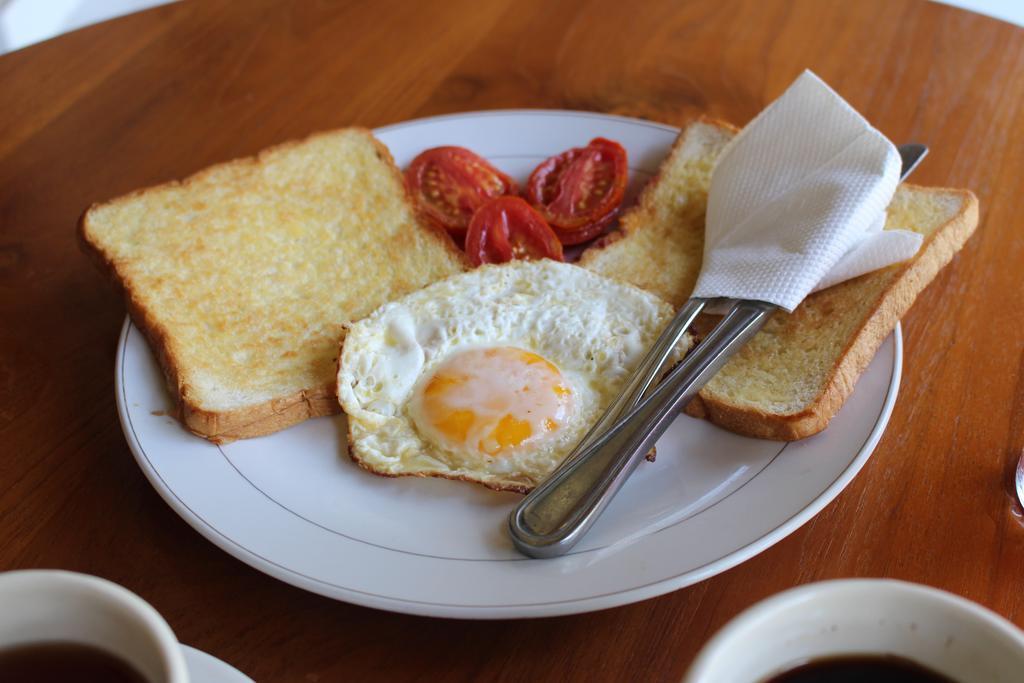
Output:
[[183, 645, 252, 683], [116, 110, 901, 619]]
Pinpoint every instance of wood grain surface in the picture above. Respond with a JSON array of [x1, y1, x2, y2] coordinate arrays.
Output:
[[2, 0, 1023, 680]]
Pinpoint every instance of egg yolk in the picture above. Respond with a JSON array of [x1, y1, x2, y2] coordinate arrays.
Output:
[[410, 347, 574, 457]]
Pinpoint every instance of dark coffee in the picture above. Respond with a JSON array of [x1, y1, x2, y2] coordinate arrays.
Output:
[[765, 654, 957, 683], [0, 642, 150, 683]]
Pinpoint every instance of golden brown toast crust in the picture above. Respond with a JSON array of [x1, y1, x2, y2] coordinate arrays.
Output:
[[686, 185, 979, 439], [80, 128, 467, 444], [581, 118, 979, 441]]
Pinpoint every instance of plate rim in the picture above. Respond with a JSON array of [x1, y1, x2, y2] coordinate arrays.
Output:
[[115, 109, 903, 619], [372, 107, 683, 136], [182, 644, 253, 683], [117, 319, 902, 619]]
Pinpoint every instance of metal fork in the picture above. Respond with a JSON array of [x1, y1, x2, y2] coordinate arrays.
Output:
[[508, 144, 929, 558]]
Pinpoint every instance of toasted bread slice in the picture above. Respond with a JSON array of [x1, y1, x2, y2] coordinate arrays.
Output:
[[82, 128, 468, 443], [580, 119, 979, 440]]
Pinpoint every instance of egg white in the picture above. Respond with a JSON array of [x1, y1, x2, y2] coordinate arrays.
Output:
[[336, 259, 689, 492]]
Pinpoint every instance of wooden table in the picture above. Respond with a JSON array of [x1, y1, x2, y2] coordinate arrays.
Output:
[[3, 0, 1023, 680]]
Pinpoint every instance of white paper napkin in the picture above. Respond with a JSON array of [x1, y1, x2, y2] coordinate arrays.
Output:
[[691, 70, 923, 312]]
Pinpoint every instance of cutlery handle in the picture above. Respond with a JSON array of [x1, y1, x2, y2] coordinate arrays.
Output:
[[573, 298, 708, 454], [507, 143, 924, 559], [508, 299, 777, 558]]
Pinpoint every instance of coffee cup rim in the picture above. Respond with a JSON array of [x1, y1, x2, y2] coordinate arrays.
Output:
[[0, 569, 189, 683], [684, 578, 1024, 683]]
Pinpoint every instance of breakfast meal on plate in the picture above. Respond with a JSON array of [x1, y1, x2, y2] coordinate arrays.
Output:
[[336, 259, 691, 492], [579, 119, 979, 439], [80, 128, 467, 443], [80, 113, 977, 480]]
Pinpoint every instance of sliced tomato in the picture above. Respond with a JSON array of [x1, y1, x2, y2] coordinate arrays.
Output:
[[405, 147, 518, 243], [465, 197, 564, 267], [551, 207, 620, 246], [525, 138, 628, 235]]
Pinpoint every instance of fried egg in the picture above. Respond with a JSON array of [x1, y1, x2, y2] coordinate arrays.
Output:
[[336, 260, 690, 492]]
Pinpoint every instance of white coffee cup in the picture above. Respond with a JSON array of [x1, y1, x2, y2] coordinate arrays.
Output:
[[0, 570, 189, 682], [684, 579, 1024, 683]]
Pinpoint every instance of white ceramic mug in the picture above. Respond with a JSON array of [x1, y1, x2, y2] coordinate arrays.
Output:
[[684, 579, 1024, 683], [0, 570, 189, 682]]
